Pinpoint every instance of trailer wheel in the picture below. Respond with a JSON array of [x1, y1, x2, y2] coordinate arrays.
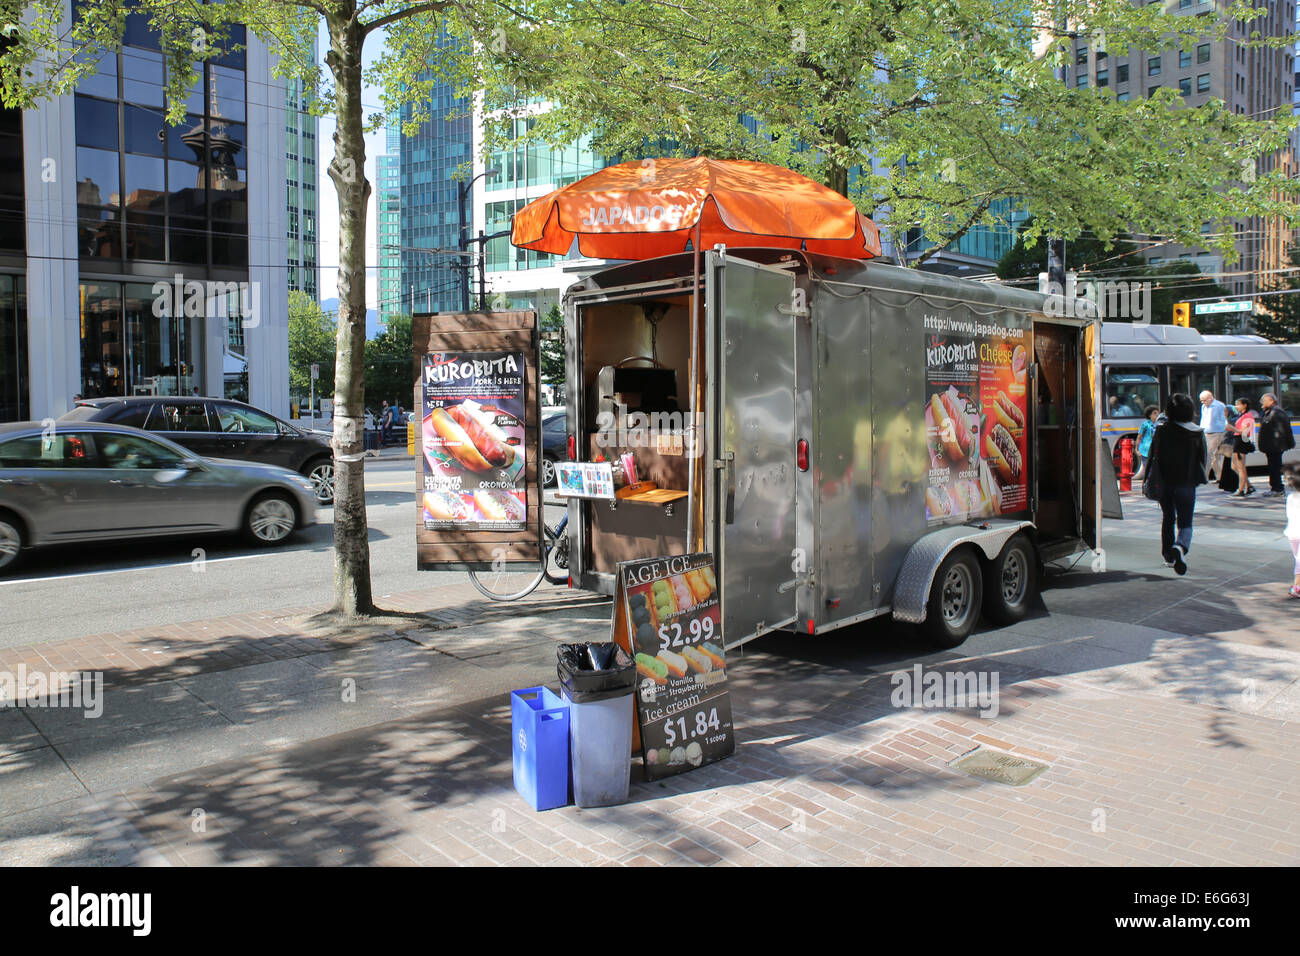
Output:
[[919, 548, 983, 649], [983, 533, 1038, 627]]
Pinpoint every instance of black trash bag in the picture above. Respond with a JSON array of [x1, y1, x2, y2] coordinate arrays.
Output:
[[557, 642, 635, 703]]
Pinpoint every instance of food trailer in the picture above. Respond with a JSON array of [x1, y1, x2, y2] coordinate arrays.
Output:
[[560, 246, 1104, 649]]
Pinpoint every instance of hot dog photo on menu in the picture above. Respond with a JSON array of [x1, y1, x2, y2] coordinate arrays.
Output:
[[922, 309, 1031, 523], [420, 350, 528, 530]]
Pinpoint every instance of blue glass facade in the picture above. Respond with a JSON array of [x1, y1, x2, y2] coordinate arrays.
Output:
[[398, 32, 471, 315]]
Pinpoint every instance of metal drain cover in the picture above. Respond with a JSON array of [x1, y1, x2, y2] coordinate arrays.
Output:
[[950, 748, 1048, 786]]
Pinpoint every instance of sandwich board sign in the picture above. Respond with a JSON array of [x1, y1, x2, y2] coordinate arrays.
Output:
[[612, 552, 735, 781]]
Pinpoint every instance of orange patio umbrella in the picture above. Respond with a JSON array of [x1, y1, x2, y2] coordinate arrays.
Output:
[[510, 157, 882, 260]]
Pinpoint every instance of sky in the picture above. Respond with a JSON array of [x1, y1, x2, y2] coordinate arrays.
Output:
[[313, 22, 388, 309]]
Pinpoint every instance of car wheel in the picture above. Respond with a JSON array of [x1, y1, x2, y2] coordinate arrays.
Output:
[[243, 493, 298, 546], [305, 458, 335, 504], [918, 548, 983, 649], [982, 533, 1038, 626], [541, 456, 557, 487], [0, 512, 25, 575]]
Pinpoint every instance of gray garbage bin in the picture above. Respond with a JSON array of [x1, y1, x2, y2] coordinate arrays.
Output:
[[557, 643, 636, 808]]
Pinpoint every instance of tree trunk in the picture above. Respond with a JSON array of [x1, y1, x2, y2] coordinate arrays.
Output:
[[325, 12, 374, 616]]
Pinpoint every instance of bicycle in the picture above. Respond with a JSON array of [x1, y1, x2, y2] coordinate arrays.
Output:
[[468, 513, 571, 601]]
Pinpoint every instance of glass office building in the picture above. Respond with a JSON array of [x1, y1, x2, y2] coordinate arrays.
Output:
[[285, 61, 319, 301], [5, 10, 289, 422], [377, 120, 402, 322], [398, 29, 472, 316]]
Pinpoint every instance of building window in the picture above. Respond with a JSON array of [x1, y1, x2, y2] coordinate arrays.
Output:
[[1117, 91, 1130, 101], [79, 281, 205, 400], [1076, 74, 1088, 87], [1076, 48, 1088, 64], [1148, 86, 1161, 96], [1117, 63, 1129, 84], [1097, 69, 1109, 87], [0, 274, 26, 423], [1179, 50, 1192, 68], [1179, 77, 1192, 96], [1197, 73, 1211, 93], [1197, 43, 1211, 64], [1148, 56, 1161, 76]]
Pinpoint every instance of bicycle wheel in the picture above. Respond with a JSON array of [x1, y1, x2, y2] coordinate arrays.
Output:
[[467, 525, 558, 601]]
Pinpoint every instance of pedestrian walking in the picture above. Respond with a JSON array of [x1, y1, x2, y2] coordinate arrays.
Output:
[[1132, 404, 1159, 481], [1284, 464, 1300, 599], [1228, 397, 1257, 497], [1146, 392, 1207, 575], [380, 400, 394, 445], [1256, 393, 1295, 497], [1199, 390, 1229, 480]]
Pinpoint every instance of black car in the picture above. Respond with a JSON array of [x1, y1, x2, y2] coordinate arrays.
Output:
[[62, 396, 336, 504], [541, 408, 568, 487]]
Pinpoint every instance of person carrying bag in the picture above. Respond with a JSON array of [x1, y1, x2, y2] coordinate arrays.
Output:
[[1145, 393, 1208, 576]]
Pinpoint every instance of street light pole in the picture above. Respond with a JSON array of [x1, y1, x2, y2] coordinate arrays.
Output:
[[458, 167, 499, 311]]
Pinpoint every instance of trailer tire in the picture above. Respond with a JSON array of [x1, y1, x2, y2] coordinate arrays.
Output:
[[919, 548, 983, 649], [982, 533, 1037, 627]]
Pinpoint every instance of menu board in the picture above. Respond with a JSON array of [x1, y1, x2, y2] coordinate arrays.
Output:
[[420, 350, 527, 531], [922, 309, 1031, 523], [615, 553, 734, 781], [554, 461, 616, 499]]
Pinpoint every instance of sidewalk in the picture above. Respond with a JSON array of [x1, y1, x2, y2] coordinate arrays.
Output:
[[2, 489, 1298, 866]]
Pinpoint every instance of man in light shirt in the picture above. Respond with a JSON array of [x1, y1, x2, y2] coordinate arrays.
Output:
[[1199, 390, 1228, 480]]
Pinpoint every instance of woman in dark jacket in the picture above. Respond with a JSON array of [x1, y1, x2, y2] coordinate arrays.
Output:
[[1146, 392, 1208, 575]]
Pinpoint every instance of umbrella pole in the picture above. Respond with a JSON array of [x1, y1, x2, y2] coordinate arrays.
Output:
[[687, 222, 702, 553]]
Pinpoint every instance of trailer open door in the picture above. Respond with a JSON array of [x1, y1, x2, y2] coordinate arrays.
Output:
[[706, 252, 799, 646]]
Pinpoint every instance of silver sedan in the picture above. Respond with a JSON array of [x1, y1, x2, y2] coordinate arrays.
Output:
[[0, 421, 318, 574]]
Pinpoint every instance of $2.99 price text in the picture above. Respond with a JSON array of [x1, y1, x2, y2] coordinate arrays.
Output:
[[663, 706, 723, 747], [658, 613, 715, 652]]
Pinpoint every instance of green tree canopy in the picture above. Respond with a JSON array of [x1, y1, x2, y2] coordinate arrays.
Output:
[[540, 304, 564, 387], [364, 314, 414, 411], [1257, 244, 1300, 343], [288, 291, 337, 401], [454, 0, 1299, 266]]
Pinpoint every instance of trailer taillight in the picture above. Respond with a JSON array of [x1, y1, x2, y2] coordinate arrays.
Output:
[[566, 435, 575, 461], [796, 438, 809, 472]]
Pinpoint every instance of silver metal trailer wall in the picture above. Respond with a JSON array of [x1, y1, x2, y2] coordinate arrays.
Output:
[[564, 249, 1102, 651]]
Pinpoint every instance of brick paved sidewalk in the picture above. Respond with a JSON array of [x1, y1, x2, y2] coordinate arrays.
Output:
[[0, 580, 607, 690], [3, 619, 1296, 866]]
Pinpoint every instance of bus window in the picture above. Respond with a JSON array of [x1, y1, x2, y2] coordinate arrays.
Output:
[[1280, 365, 1300, 416], [1169, 367, 1219, 404], [1105, 366, 1159, 418], [1227, 366, 1276, 410]]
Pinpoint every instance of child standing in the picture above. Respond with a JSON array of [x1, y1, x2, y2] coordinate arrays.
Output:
[[1133, 404, 1159, 481], [1284, 464, 1300, 598]]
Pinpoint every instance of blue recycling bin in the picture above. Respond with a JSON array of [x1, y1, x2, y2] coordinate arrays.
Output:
[[510, 686, 571, 811]]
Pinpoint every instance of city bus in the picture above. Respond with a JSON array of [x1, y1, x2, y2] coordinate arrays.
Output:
[[1100, 322, 1300, 466]]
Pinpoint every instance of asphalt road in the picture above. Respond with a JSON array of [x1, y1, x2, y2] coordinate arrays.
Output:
[[0, 457, 567, 649]]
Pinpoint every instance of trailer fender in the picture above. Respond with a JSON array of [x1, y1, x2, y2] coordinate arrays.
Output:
[[892, 520, 1036, 624]]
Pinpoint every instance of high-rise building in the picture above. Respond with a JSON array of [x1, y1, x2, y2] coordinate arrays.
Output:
[[377, 119, 401, 322], [475, 114, 607, 315], [2, 10, 289, 423], [284, 54, 318, 301], [1064, 0, 1297, 296], [398, 28, 472, 317]]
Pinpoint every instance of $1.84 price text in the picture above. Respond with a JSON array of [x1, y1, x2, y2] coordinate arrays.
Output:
[[663, 706, 724, 747]]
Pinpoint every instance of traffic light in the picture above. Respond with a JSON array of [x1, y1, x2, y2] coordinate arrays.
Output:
[[1173, 302, 1190, 327]]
